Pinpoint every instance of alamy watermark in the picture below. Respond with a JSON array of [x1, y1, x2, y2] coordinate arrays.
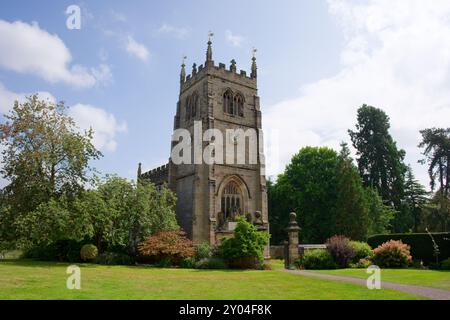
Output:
[[66, 265, 81, 290], [366, 265, 381, 290]]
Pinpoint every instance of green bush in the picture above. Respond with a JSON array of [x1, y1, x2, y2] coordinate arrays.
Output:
[[22, 239, 84, 262], [195, 257, 228, 269], [195, 242, 212, 260], [296, 249, 337, 270], [219, 217, 269, 269], [350, 241, 373, 263], [80, 244, 98, 261], [441, 258, 450, 270], [372, 240, 412, 268], [350, 258, 372, 269], [94, 252, 133, 265], [180, 257, 197, 269], [368, 233, 450, 265]]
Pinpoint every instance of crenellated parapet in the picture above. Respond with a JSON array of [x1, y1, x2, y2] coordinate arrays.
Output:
[[139, 163, 169, 187], [179, 37, 257, 94]]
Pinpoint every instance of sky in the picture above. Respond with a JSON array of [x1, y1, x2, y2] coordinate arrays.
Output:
[[0, 0, 449, 189]]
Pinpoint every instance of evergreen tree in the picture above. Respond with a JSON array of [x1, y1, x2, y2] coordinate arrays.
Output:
[[334, 143, 369, 240], [349, 104, 407, 232], [403, 165, 429, 232], [365, 187, 395, 235]]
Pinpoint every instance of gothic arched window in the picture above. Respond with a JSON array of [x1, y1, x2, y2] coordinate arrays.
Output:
[[234, 93, 244, 117], [221, 181, 242, 220], [191, 93, 199, 118], [185, 97, 191, 121], [223, 89, 233, 115]]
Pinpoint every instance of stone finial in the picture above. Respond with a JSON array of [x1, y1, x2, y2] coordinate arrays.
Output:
[[230, 59, 237, 72], [137, 162, 142, 182], [180, 55, 187, 84], [192, 63, 197, 75], [251, 48, 257, 79], [206, 31, 213, 64], [287, 212, 300, 231]]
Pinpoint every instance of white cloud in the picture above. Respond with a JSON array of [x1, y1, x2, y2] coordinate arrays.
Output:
[[0, 20, 112, 88], [157, 23, 190, 39], [69, 104, 127, 152], [225, 30, 245, 47], [263, 0, 450, 188], [0, 82, 55, 113], [125, 36, 149, 62]]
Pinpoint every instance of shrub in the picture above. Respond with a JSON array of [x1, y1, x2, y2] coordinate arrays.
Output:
[[195, 257, 228, 269], [219, 217, 269, 269], [80, 244, 98, 261], [296, 249, 337, 270], [441, 258, 450, 270], [138, 230, 194, 266], [180, 257, 197, 269], [350, 241, 373, 263], [372, 240, 412, 268], [195, 242, 212, 260], [94, 252, 133, 265], [350, 258, 372, 269], [23, 239, 84, 262], [368, 233, 450, 265], [326, 235, 355, 268]]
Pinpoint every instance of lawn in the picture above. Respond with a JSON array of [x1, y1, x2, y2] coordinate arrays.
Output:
[[310, 268, 450, 290], [0, 260, 423, 300]]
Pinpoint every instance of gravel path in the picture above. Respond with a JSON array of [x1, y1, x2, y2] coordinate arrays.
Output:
[[283, 269, 450, 300]]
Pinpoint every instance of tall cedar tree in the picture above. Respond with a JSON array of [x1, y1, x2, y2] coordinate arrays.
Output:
[[349, 104, 407, 231]]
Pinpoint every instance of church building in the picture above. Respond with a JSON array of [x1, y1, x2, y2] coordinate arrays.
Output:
[[139, 36, 269, 245]]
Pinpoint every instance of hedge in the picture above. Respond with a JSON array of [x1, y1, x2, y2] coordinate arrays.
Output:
[[367, 233, 450, 265]]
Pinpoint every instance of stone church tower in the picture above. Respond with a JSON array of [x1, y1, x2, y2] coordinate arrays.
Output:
[[140, 37, 268, 245]]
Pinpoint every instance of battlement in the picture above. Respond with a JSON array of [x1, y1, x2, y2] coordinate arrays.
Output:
[[181, 60, 256, 92], [140, 163, 169, 186]]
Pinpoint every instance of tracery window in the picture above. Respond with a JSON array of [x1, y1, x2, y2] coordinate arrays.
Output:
[[221, 181, 242, 220]]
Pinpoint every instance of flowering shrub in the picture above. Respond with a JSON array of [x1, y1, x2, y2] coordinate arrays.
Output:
[[372, 240, 412, 268], [350, 258, 372, 269], [326, 235, 355, 268], [138, 230, 194, 265]]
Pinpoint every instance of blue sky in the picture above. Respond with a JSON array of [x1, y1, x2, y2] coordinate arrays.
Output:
[[1, 0, 450, 189]]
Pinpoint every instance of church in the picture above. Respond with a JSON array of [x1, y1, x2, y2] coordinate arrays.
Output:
[[138, 36, 268, 245]]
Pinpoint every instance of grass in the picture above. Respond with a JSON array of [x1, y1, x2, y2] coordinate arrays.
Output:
[[0, 259, 424, 300], [309, 268, 450, 290]]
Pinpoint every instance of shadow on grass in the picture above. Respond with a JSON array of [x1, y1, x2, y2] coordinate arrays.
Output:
[[0, 259, 272, 273]]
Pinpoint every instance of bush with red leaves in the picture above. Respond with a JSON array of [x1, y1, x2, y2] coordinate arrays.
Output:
[[138, 230, 194, 266], [326, 235, 355, 268], [373, 240, 412, 268]]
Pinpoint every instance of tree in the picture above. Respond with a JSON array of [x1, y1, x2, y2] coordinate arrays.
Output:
[[349, 104, 407, 231], [365, 187, 395, 235], [334, 143, 369, 240], [0, 95, 101, 246], [418, 128, 450, 197], [283, 147, 340, 243], [403, 165, 429, 232], [267, 177, 293, 244]]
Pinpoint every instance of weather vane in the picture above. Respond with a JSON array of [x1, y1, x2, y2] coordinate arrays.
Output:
[[208, 31, 214, 41], [182, 55, 187, 65], [252, 47, 257, 58]]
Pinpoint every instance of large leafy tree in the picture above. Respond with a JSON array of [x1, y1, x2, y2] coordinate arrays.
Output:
[[268, 146, 369, 243], [0, 95, 101, 247], [364, 187, 395, 235], [349, 104, 407, 231]]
